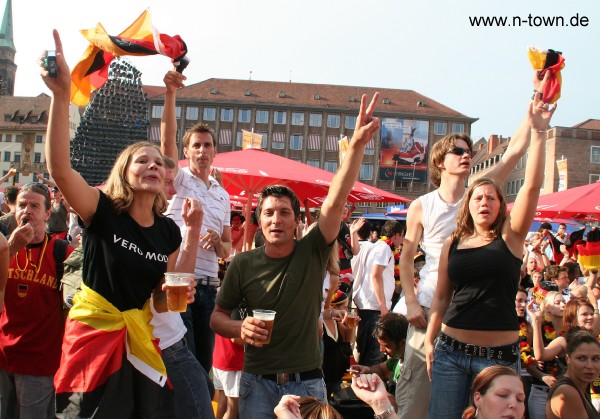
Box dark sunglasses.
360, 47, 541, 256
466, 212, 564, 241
447, 147, 472, 157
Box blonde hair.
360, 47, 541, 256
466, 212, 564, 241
451, 178, 507, 243
104, 141, 167, 217
541, 291, 560, 316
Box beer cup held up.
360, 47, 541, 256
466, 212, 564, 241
164, 272, 194, 312
253, 309, 276, 344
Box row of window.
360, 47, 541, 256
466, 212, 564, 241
505, 178, 525, 196
222, 130, 375, 154
434, 121, 465, 136
152, 106, 358, 129
0, 134, 44, 143
2, 151, 42, 163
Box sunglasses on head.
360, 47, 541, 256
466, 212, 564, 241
447, 147, 472, 157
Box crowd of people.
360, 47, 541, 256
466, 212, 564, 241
0, 29, 597, 419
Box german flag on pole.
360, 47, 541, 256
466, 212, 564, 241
71, 9, 187, 106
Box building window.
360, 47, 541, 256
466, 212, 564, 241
324, 161, 338, 173
309, 113, 322, 127
272, 132, 285, 149
221, 108, 233, 122
4, 134, 11, 143
325, 135, 338, 152
175, 106, 181, 119
15, 135, 22, 143
186, 107, 199, 120
258, 133, 268, 149
238, 109, 251, 123
290, 134, 303, 150
327, 114, 340, 129
306, 159, 320, 168
590, 174, 600, 183
152, 105, 164, 119
203, 107, 216, 121
591, 146, 600, 163
291, 112, 304, 126
14, 153, 20, 163
345, 115, 357, 129
3, 152, 9, 162
307, 134, 321, 151
434, 121, 447, 136
357, 202, 370, 208
236, 131, 243, 147
360, 163, 373, 180
218, 129, 232, 146
35, 135, 43, 143
256, 110, 269, 124
452, 123, 465, 133
365, 139, 375, 156
274, 111, 286, 125
34, 152, 41, 163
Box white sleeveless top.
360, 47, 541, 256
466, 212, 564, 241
417, 189, 465, 308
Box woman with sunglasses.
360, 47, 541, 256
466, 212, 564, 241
424, 73, 556, 418
40, 30, 195, 417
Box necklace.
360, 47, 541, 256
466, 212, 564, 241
15, 235, 49, 278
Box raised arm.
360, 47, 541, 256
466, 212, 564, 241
0, 168, 16, 184
41, 30, 99, 226
527, 300, 565, 361
160, 70, 186, 175
505, 85, 556, 248
318, 93, 380, 243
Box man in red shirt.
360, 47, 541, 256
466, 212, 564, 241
0, 182, 72, 418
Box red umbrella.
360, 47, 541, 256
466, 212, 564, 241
179, 148, 410, 207
507, 182, 600, 222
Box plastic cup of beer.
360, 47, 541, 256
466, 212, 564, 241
346, 309, 359, 329
253, 309, 276, 344
164, 272, 194, 312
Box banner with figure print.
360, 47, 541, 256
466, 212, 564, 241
556, 158, 568, 192
379, 119, 429, 183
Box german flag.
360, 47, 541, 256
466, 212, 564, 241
71, 9, 187, 106
528, 47, 565, 105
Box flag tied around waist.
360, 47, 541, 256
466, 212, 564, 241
71, 9, 187, 106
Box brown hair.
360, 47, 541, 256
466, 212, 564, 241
451, 177, 507, 243
182, 123, 217, 148
462, 366, 522, 419
163, 156, 176, 170
299, 397, 343, 419
429, 133, 473, 188
563, 298, 595, 333
326, 240, 340, 276
104, 142, 167, 217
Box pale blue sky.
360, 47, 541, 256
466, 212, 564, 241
9, 0, 600, 140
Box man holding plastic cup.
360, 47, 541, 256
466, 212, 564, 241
210, 93, 381, 418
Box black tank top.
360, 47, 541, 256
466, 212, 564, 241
444, 236, 522, 331
547, 376, 600, 418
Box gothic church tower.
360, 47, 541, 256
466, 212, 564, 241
0, 0, 16, 96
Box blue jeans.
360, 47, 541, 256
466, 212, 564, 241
185, 284, 217, 374
238, 372, 326, 419
162, 338, 214, 419
0, 369, 54, 419
428, 338, 519, 419
356, 309, 382, 366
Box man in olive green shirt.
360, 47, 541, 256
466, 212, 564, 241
210, 93, 381, 418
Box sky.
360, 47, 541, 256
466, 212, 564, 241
8, 0, 600, 140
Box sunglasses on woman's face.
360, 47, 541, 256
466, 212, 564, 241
446, 147, 472, 157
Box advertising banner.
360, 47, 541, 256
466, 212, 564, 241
379, 118, 429, 183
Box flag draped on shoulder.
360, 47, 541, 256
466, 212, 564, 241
71, 9, 188, 106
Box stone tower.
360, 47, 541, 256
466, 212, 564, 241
0, 0, 16, 96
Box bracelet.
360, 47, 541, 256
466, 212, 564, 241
531, 128, 546, 133
374, 405, 395, 419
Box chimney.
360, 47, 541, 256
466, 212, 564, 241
487, 135, 499, 154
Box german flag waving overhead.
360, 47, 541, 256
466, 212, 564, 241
71, 9, 187, 106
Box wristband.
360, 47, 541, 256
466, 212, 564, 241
374, 406, 395, 419
531, 128, 546, 133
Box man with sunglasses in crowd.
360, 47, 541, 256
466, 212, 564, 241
0, 182, 73, 418
398, 114, 535, 417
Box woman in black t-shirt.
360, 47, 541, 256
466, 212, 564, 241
424, 75, 557, 418
41, 30, 194, 418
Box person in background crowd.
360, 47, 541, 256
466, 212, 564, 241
230, 213, 245, 256
0, 186, 19, 237
546, 328, 600, 419
162, 70, 232, 374
274, 395, 343, 419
